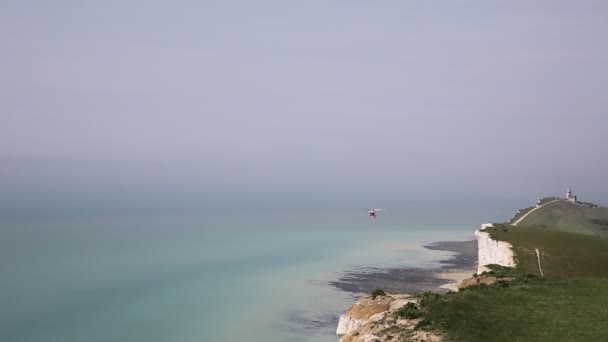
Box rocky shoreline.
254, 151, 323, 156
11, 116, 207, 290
329, 239, 478, 295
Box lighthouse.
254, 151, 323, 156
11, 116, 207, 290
565, 188, 577, 203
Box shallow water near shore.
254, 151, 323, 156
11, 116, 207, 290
1, 209, 483, 342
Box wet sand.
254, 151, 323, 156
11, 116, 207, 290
329, 240, 477, 295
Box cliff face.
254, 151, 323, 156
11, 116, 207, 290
336, 295, 394, 340
336, 294, 441, 342
475, 223, 515, 274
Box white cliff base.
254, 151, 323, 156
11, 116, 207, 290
475, 223, 516, 274
336, 294, 441, 342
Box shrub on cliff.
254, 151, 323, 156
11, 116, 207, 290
419, 291, 441, 308
371, 288, 386, 299
395, 302, 421, 319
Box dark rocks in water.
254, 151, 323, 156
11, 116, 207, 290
329, 267, 447, 294
329, 240, 477, 295
423, 240, 477, 269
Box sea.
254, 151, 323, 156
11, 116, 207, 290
0, 206, 514, 342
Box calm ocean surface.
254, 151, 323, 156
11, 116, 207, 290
0, 208, 499, 342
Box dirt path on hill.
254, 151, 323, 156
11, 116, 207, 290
513, 200, 561, 226
535, 248, 544, 277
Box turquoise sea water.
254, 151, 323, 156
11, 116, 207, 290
0, 209, 486, 342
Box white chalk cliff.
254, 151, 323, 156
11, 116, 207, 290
336, 294, 441, 342
475, 223, 515, 274
336, 295, 394, 340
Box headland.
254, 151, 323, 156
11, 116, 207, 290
336, 193, 608, 341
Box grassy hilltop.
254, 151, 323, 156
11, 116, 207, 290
395, 199, 608, 341
515, 199, 608, 237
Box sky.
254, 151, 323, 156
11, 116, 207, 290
1, 1, 607, 213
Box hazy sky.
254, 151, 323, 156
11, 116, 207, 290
2, 1, 607, 212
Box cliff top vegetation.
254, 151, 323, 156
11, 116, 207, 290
407, 199, 608, 341
487, 224, 608, 277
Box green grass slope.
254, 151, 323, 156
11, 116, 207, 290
421, 277, 608, 341
489, 225, 608, 277
516, 200, 608, 237
413, 225, 608, 341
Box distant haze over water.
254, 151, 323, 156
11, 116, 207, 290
1, 1, 607, 340
1, 1, 608, 214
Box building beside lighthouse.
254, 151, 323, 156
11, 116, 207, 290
565, 188, 577, 203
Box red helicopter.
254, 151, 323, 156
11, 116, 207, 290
367, 208, 387, 219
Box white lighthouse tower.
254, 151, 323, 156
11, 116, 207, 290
565, 188, 577, 203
